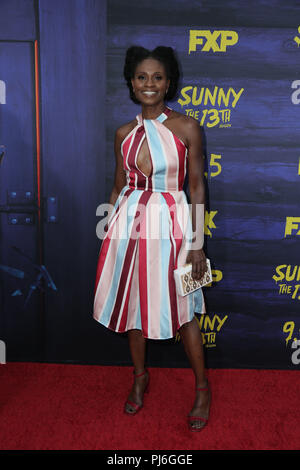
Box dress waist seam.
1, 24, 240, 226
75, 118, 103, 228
126, 185, 184, 194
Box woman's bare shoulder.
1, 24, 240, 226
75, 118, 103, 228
115, 118, 138, 144
167, 109, 201, 146
169, 109, 199, 130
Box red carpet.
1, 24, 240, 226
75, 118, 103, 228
0, 362, 299, 450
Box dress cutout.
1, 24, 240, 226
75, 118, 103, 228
93, 106, 205, 339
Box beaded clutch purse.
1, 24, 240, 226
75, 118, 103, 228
174, 258, 212, 296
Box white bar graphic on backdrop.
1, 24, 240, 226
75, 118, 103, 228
0, 80, 6, 104
0, 340, 6, 364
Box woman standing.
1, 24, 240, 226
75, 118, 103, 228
93, 46, 211, 431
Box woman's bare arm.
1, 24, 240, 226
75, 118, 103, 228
184, 117, 207, 280
109, 128, 127, 198
106, 124, 131, 223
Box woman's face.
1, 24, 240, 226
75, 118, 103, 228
131, 58, 170, 106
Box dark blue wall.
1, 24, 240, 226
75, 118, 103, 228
0, 5, 39, 359
0, 0, 108, 363
1, 0, 299, 369
38, 0, 107, 362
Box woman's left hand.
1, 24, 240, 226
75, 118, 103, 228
185, 248, 207, 280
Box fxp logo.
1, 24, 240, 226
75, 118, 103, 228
293, 25, 300, 47
189, 30, 238, 54
284, 217, 300, 237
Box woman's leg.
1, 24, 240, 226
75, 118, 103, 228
179, 317, 207, 386
128, 328, 147, 375
125, 329, 149, 413
179, 316, 211, 428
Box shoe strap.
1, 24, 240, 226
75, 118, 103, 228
134, 369, 147, 378
126, 400, 141, 410
188, 416, 208, 422
196, 380, 209, 391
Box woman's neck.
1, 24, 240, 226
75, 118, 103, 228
141, 102, 166, 120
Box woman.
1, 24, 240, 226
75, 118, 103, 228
93, 46, 211, 431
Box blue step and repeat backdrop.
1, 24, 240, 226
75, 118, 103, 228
105, 0, 300, 369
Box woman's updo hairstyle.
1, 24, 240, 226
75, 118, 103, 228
123, 45, 180, 104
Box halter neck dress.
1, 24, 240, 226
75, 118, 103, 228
93, 105, 205, 339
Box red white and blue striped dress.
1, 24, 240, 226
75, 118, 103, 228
93, 106, 205, 339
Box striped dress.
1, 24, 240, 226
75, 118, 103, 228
93, 105, 205, 340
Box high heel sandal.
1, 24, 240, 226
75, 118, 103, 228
124, 369, 150, 415
187, 381, 211, 432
